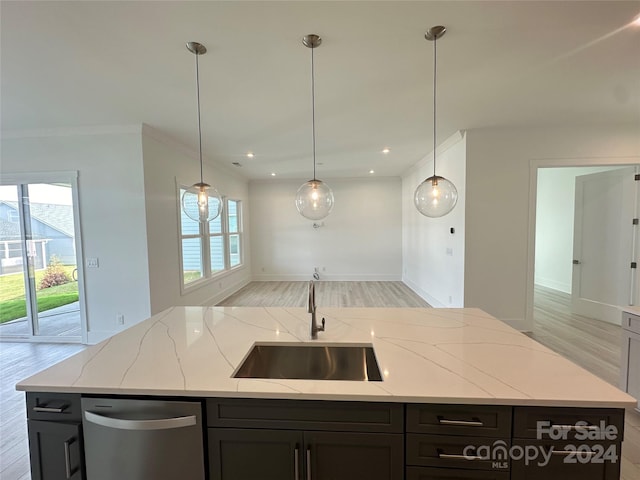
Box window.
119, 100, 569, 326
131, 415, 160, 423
179, 187, 243, 288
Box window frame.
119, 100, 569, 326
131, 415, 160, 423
177, 182, 244, 294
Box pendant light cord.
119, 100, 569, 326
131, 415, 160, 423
195, 52, 204, 184
432, 34, 437, 178
311, 45, 317, 181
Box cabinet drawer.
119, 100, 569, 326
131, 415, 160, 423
26, 392, 81, 422
513, 407, 625, 441
406, 466, 510, 480
622, 312, 640, 334
207, 398, 403, 432
407, 433, 511, 471
406, 404, 511, 437
511, 439, 622, 479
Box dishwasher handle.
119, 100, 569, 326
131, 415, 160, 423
84, 410, 197, 431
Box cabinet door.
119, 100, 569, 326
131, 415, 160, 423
27, 420, 84, 480
305, 431, 403, 480
209, 428, 303, 480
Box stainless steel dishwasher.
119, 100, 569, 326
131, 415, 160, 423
81, 397, 205, 480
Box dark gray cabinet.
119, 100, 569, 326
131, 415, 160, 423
26, 393, 84, 480
207, 398, 404, 480
209, 428, 403, 480
512, 406, 624, 480
24, 393, 626, 480
406, 404, 512, 478
209, 428, 301, 480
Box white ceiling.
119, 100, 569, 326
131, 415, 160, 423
1, 1, 639, 180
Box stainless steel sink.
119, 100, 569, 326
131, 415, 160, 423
233, 343, 382, 381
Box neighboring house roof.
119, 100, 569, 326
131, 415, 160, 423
0, 217, 21, 240
0, 201, 74, 239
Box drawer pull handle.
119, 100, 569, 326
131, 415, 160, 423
438, 453, 485, 461
438, 418, 484, 427
551, 448, 597, 457
550, 424, 599, 431
294, 447, 300, 480
33, 406, 67, 413
306, 447, 312, 480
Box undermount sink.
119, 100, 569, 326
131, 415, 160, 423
233, 343, 382, 381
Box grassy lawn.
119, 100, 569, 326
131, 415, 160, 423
184, 270, 203, 283
0, 266, 79, 324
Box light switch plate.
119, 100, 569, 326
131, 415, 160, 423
86, 257, 99, 268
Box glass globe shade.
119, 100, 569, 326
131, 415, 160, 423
414, 175, 458, 218
182, 182, 222, 223
295, 179, 334, 220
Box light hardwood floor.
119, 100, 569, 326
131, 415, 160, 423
217, 280, 432, 308
1, 282, 638, 479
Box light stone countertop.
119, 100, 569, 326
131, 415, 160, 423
16, 306, 636, 408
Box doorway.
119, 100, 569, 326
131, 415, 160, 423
0, 173, 86, 342
530, 163, 640, 328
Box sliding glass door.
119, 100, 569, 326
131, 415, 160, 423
0, 174, 85, 342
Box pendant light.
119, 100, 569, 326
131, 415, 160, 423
414, 26, 458, 218
295, 34, 334, 221
181, 41, 222, 223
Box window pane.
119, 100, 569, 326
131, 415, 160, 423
182, 237, 203, 283
179, 189, 200, 235
210, 211, 222, 234
229, 234, 240, 267
227, 200, 239, 233
210, 236, 225, 272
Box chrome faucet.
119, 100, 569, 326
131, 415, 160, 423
308, 280, 325, 339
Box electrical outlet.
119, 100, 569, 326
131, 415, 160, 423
86, 257, 99, 268
117, 313, 124, 325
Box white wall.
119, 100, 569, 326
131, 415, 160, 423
250, 176, 402, 280
141, 126, 251, 313
401, 132, 466, 307
0, 128, 152, 343
535, 166, 622, 293
465, 124, 640, 330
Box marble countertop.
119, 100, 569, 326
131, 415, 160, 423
16, 306, 636, 407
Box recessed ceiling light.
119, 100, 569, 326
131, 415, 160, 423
270, 172, 276, 176
369, 170, 375, 174
246, 152, 255, 158
382, 148, 390, 154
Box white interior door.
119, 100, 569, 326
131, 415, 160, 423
571, 167, 639, 325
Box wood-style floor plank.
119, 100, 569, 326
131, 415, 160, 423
217, 280, 432, 308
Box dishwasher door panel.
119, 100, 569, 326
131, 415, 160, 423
81, 398, 205, 480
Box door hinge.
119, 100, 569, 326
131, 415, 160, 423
632, 262, 637, 269
635, 174, 640, 181
634, 218, 639, 225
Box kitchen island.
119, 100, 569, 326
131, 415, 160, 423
17, 306, 636, 480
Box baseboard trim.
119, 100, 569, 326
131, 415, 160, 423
402, 278, 445, 308
204, 276, 252, 306
534, 279, 571, 294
